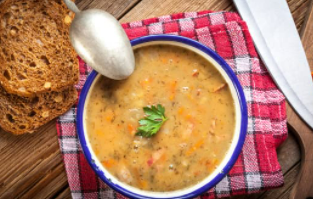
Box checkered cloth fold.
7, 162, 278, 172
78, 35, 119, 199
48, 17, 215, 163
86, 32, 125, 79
57, 10, 288, 199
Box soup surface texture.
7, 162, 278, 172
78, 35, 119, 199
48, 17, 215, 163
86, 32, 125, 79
85, 45, 235, 192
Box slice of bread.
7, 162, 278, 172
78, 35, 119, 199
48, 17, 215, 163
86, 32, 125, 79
0, 0, 79, 97
0, 85, 77, 135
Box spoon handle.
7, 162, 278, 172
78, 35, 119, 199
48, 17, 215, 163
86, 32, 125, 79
63, 0, 80, 13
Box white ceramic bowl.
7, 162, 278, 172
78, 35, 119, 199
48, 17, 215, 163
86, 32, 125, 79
77, 35, 248, 199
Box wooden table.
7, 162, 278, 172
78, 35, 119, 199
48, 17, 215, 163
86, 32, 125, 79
0, 0, 312, 198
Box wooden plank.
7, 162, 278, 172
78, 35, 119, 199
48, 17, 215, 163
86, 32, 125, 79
276, 130, 301, 174
54, 187, 72, 199
76, 0, 141, 19
287, 0, 313, 198
120, 0, 234, 23
120, 0, 309, 23
24, 164, 69, 199
290, 0, 311, 31
279, 185, 296, 199
0, 121, 61, 199
301, 0, 313, 71
258, 163, 301, 199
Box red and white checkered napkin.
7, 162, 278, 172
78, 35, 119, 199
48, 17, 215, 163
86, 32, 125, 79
57, 10, 288, 199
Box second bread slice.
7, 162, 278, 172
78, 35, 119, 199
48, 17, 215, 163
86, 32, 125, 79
0, 85, 77, 135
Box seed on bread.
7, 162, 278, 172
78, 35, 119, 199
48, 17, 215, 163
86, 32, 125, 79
18, 87, 26, 92
54, 94, 63, 102
10, 27, 18, 36
44, 82, 51, 89
64, 15, 72, 24
42, 111, 50, 118
10, 4, 18, 10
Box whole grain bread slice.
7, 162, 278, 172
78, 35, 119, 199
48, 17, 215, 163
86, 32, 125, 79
0, 0, 79, 97
0, 85, 77, 135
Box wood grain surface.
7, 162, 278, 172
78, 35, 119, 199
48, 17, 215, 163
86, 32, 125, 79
0, 0, 311, 198
289, 1, 313, 198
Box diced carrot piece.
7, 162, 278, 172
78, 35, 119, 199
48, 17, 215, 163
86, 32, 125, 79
145, 77, 152, 83
185, 114, 192, 120
105, 115, 113, 122
192, 69, 199, 77
206, 164, 214, 172
206, 159, 218, 172
127, 124, 134, 132
212, 83, 227, 92
102, 159, 116, 168
133, 169, 148, 189
186, 139, 204, 156
206, 158, 218, 172
168, 80, 177, 100
161, 58, 168, 64
185, 114, 197, 124
139, 180, 148, 189
105, 109, 114, 122
158, 153, 167, 163
170, 80, 177, 91
127, 124, 136, 136
169, 93, 175, 101
140, 77, 152, 88
194, 171, 200, 177
194, 139, 204, 148
96, 130, 103, 136
178, 107, 185, 115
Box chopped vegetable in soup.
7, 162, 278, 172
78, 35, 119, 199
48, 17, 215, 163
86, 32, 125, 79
85, 45, 235, 192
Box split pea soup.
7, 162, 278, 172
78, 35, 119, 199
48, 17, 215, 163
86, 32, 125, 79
85, 45, 236, 192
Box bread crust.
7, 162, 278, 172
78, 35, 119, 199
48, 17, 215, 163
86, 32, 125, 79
0, 85, 77, 135
0, 0, 79, 97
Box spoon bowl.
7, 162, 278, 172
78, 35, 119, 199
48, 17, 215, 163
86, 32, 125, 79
63, 0, 135, 80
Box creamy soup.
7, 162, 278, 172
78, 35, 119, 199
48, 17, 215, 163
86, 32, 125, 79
85, 45, 235, 192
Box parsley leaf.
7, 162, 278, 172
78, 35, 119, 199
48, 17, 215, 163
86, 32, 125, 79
136, 104, 168, 137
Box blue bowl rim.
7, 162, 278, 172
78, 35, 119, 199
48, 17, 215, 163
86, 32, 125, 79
77, 35, 248, 199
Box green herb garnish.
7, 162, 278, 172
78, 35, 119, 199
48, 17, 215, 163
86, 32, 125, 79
136, 104, 168, 137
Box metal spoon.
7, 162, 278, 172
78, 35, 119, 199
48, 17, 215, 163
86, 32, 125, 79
63, 0, 135, 80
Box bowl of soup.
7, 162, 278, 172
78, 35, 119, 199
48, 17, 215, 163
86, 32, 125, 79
77, 35, 248, 199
